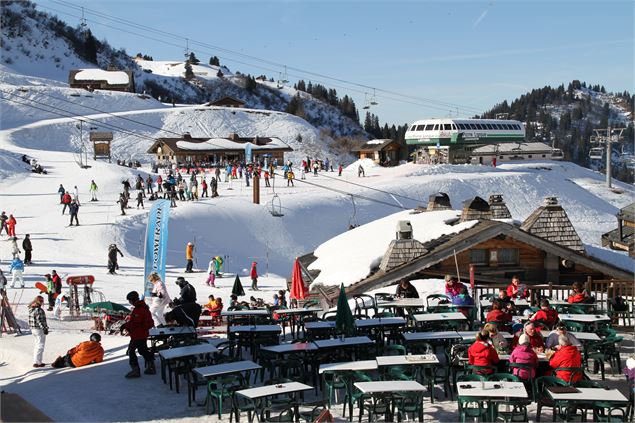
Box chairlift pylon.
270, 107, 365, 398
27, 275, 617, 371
269, 193, 284, 217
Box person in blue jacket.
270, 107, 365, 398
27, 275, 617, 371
452, 285, 475, 317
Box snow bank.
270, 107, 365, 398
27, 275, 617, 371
310, 209, 478, 287
74, 69, 130, 85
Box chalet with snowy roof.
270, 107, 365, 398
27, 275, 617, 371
68, 68, 135, 93
206, 96, 245, 108
602, 203, 635, 257
300, 196, 634, 303
147, 132, 293, 166
351, 139, 402, 166
470, 142, 557, 165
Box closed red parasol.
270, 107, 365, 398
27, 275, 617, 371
290, 258, 308, 300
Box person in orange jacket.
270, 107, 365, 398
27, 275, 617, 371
185, 242, 194, 273
51, 333, 104, 368
467, 330, 499, 375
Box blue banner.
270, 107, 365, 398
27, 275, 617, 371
143, 200, 170, 298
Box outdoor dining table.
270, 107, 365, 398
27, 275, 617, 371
354, 380, 427, 421
457, 380, 528, 421
559, 313, 611, 330
192, 360, 262, 408
498, 352, 548, 362
546, 387, 629, 403
413, 312, 467, 328
318, 360, 379, 374
260, 342, 318, 356
222, 309, 271, 330
313, 336, 374, 349
272, 307, 324, 337
457, 331, 514, 341
539, 330, 601, 342
158, 343, 218, 391
402, 330, 462, 343
229, 325, 282, 358
304, 321, 336, 330
479, 299, 529, 308
379, 298, 426, 309
235, 381, 313, 422
148, 326, 197, 351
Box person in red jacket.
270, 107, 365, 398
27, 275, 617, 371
250, 261, 259, 291
61, 192, 72, 215
511, 322, 545, 352
567, 282, 589, 304
530, 299, 559, 329
121, 291, 155, 378
444, 275, 465, 299
485, 299, 512, 330
506, 275, 529, 299
7, 214, 16, 237
468, 330, 499, 374
549, 334, 583, 383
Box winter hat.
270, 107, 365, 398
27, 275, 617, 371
518, 334, 530, 346
90, 333, 101, 342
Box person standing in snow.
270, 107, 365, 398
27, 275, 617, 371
264, 171, 271, 187
58, 184, 66, 203
53, 294, 66, 320
29, 295, 48, 368
136, 191, 144, 209
108, 244, 124, 274
338, 164, 343, 176
61, 192, 72, 215
72, 185, 80, 205
10, 236, 21, 259
121, 291, 155, 378
89, 180, 98, 201
10, 256, 25, 288
117, 193, 128, 215
69, 200, 80, 226
146, 175, 154, 195
7, 214, 16, 237
358, 165, 365, 178
206, 258, 217, 287
0, 211, 8, 235
286, 170, 295, 187
250, 261, 259, 291
22, 234, 32, 264
45, 273, 56, 311
201, 178, 208, 197
148, 272, 170, 326
211, 177, 218, 198
185, 242, 194, 273
156, 175, 163, 193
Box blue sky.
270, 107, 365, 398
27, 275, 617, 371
37, 0, 633, 126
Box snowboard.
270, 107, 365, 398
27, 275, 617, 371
35, 282, 48, 294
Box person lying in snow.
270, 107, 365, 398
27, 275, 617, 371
52, 333, 104, 368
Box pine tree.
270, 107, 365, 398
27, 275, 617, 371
209, 56, 220, 66
184, 61, 194, 79
188, 52, 200, 65
216, 69, 223, 78
82, 29, 98, 64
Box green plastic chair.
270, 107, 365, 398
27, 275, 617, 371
206, 374, 242, 419
508, 362, 537, 400
458, 395, 489, 423
488, 373, 520, 382
467, 364, 498, 376
322, 371, 347, 408
553, 366, 586, 385
563, 320, 586, 332
342, 372, 373, 421
393, 391, 425, 422
535, 376, 568, 422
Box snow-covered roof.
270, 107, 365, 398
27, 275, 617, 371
309, 209, 478, 287
175, 138, 290, 151
472, 142, 553, 154
74, 69, 129, 85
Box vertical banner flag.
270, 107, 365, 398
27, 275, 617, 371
245, 143, 252, 164
469, 264, 475, 295
143, 199, 170, 298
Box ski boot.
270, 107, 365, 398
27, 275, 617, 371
144, 361, 156, 375
125, 366, 141, 378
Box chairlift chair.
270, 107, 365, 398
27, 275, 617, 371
589, 147, 604, 160
269, 193, 284, 217
362, 93, 371, 110
551, 148, 564, 160
370, 88, 378, 106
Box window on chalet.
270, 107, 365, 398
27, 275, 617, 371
470, 249, 488, 265
498, 248, 519, 265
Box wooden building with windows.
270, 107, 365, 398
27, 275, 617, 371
351, 139, 402, 166
69, 68, 135, 93
205, 96, 245, 108
147, 133, 292, 166
602, 203, 635, 257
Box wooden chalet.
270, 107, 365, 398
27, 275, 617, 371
304, 196, 634, 303
351, 139, 401, 166
147, 133, 292, 165
205, 96, 245, 108
602, 203, 635, 257
68, 68, 135, 93
470, 142, 556, 165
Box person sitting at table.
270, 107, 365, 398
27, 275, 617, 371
165, 277, 201, 327
509, 334, 538, 381
395, 279, 419, 299
51, 333, 104, 368
485, 299, 512, 330
497, 289, 515, 310
229, 294, 239, 308
277, 290, 288, 307
444, 275, 464, 299
530, 299, 559, 329
452, 285, 474, 317
506, 275, 529, 299
202, 295, 217, 315
544, 324, 581, 350
467, 330, 499, 374
483, 322, 508, 352
511, 322, 545, 352
567, 281, 590, 304
548, 334, 583, 383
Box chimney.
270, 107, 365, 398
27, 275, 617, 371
183, 132, 192, 139
460, 196, 492, 222
488, 194, 512, 219
228, 133, 240, 141
379, 220, 428, 272
426, 192, 452, 212
520, 196, 585, 253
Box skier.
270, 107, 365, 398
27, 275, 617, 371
117, 193, 128, 215
213, 255, 223, 276
264, 171, 271, 187
0, 211, 7, 235
89, 180, 98, 201
185, 242, 194, 273
108, 244, 124, 274
136, 191, 144, 209
7, 214, 16, 237
10, 256, 25, 288
206, 258, 217, 287
121, 291, 155, 378
250, 261, 259, 291
358, 165, 365, 177
69, 200, 80, 226
313, 161, 319, 176
22, 234, 32, 264
122, 179, 131, 200
148, 272, 170, 326
61, 192, 72, 214
58, 184, 66, 203
169, 187, 177, 207
29, 295, 48, 367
